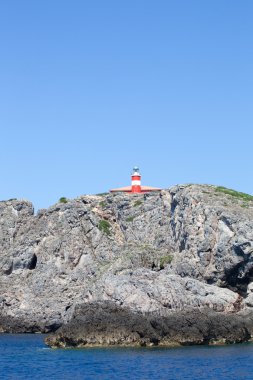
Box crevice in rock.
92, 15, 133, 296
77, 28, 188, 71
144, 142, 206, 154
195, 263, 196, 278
170, 197, 178, 216
206, 278, 217, 285
222, 262, 253, 296
179, 238, 186, 252
28, 254, 37, 270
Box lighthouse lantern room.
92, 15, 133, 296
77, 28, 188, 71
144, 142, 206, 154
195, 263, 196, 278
110, 166, 161, 194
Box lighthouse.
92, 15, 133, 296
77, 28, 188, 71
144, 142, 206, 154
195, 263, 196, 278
131, 166, 141, 193
110, 166, 161, 193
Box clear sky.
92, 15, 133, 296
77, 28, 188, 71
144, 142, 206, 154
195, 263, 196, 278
0, 1, 252, 210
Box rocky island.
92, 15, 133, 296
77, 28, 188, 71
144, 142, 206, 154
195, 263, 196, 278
1, 185, 253, 347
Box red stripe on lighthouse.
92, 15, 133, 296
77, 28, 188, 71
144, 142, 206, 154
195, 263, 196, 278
132, 176, 141, 181
131, 174, 141, 193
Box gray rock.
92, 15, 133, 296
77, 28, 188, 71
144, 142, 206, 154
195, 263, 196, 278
1, 185, 253, 345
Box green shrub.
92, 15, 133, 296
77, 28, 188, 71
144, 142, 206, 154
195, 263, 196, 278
99, 201, 107, 208
160, 255, 173, 269
215, 186, 253, 201
59, 197, 68, 203
134, 200, 143, 207
96, 192, 108, 196
126, 216, 135, 222
98, 219, 111, 235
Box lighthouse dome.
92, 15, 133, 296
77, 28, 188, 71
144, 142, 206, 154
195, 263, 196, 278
132, 166, 140, 175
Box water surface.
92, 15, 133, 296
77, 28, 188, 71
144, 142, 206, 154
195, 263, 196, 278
0, 334, 252, 379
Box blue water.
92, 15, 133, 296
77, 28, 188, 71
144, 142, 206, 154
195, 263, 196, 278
0, 335, 253, 380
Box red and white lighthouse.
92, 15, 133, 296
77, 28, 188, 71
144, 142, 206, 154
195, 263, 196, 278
110, 166, 161, 193
131, 166, 141, 193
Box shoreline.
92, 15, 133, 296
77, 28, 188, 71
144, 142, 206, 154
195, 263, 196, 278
1, 331, 253, 349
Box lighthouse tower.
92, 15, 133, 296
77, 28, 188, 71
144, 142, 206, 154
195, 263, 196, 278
131, 166, 141, 193
110, 166, 161, 193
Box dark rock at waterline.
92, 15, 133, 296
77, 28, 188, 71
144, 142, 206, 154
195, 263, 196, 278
45, 301, 253, 348
0, 313, 62, 334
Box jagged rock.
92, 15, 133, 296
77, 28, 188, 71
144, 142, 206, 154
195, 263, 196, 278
1, 185, 253, 345
45, 302, 253, 348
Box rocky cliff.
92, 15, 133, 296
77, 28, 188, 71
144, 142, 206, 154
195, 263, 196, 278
1, 185, 253, 346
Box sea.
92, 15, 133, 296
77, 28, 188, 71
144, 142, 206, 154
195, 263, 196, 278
0, 334, 253, 380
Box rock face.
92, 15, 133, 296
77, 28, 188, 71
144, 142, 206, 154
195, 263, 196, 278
1, 185, 253, 346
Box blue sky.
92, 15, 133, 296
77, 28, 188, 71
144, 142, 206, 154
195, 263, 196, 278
0, 1, 252, 210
